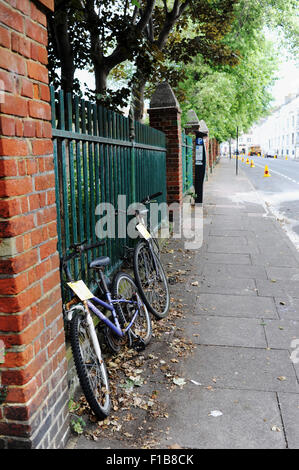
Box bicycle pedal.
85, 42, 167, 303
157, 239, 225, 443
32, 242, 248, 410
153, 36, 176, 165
131, 337, 146, 352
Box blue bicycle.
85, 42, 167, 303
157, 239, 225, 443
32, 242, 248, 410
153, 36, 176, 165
62, 240, 152, 420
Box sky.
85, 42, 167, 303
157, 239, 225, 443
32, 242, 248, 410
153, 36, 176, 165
271, 59, 299, 106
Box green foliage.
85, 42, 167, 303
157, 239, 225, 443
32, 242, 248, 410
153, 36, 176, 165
70, 416, 86, 435
68, 399, 80, 413
178, 39, 278, 141
175, 0, 299, 142
47, 0, 298, 119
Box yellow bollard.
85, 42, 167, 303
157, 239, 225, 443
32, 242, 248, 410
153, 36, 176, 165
246, 158, 250, 165
250, 160, 255, 168
285, 155, 288, 160
242, 156, 244, 162
263, 165, 271, 177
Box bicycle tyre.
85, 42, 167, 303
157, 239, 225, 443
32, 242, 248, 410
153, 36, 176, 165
112, 271, 152, 346
133, 239, 170, 320
69, 309, 111, 420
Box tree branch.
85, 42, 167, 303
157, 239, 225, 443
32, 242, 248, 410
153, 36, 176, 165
162, 0, 168, 14
136, 0, 156, 33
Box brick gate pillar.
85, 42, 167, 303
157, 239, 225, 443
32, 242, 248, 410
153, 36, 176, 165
148, 82, 183, 206
0, 0, 69, 448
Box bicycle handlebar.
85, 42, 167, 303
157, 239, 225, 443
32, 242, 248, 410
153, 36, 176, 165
61, 240, 106, 265
61, 239, 106, 283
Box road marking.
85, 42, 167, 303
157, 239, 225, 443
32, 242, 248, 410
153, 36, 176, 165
252, 162, 299, 185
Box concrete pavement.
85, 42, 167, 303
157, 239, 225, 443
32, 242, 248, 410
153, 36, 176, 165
70, 157, 299, 450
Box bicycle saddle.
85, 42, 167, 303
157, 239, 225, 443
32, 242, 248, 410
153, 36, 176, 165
89, 256, 111, 269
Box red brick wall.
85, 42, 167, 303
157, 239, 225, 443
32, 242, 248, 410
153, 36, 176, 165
0, 0, 69, 449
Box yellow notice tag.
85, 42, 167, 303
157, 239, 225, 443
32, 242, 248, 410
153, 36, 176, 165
67, 280, 94, 301
136, 223, 151, 240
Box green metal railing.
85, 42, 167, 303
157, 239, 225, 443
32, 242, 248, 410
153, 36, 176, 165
50, 88, 167, 297
181, 131, 193, 194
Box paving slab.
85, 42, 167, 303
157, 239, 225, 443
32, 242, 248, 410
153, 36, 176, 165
202, 263, 267, 280
156, 388, 286, 449
275, 297, 299, 320
180, 345, 299, 393
208, 234, 249, 245
208, 228, 255, 237
199, 252, 252, 266
206, 204, 265, 215
206, 240, 259, 255
256, 279, 299, 298
263, 319, 299, 349
277, 393, 299, 449
209, 216, 247, 231
251, 253, 299, 268
266, 267, 299, 281
196, 293, 278, 319
198, 277, 257, 296
184, 316, 267, 348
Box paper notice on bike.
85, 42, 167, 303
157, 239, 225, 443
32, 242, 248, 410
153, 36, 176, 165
136, 223, 151, 240
67, 280, 94, 301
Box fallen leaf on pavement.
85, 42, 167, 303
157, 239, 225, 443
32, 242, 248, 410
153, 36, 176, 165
169, 444, 183, 449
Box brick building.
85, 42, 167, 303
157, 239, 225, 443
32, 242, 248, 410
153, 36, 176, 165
0, 0, 69, 449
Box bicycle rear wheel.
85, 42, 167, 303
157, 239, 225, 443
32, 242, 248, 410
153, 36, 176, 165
133, 240, 170, 319
69, 308, 111, 420
112, 271, 152, 346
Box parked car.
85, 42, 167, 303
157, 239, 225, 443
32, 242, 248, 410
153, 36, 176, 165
265, 150, 276, 158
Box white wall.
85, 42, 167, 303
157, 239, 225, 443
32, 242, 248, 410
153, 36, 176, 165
250, 94, 299, 158
221, 94, 299, 159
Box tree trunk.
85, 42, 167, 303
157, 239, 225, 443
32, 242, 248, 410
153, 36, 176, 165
52, 8, 74, 94
131, 77, 146, 122
94, 61, 109, 99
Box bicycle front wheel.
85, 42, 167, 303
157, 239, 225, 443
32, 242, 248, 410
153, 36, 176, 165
133, 240, 170, 320
112, 271, 152, 346
69, 308, 111, 420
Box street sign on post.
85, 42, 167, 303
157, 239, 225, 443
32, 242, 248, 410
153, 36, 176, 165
236, 126, 239, 175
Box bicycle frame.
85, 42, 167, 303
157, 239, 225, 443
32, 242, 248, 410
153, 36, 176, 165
86, 293, 140, 338
62, 242, 142, 340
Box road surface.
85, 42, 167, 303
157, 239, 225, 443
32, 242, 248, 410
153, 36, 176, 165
230, 155, 299, 250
